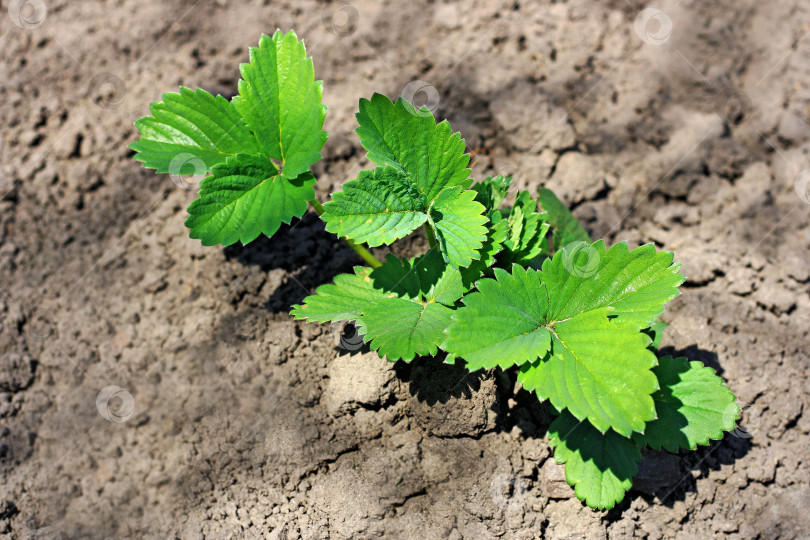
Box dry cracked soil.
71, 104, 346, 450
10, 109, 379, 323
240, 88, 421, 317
1, 0, 810, 538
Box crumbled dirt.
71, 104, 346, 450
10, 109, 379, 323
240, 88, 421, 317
2, 0, 810, 538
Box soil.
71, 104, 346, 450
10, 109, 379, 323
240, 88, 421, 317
2, 0, 810, 538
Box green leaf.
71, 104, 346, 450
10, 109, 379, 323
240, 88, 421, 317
322, 166, 429, 247
356, 93, 471, 200
446, 243, 679, 435
322, 169, 486, 266
350, 94, 486, 265
548, 410, 642, 510
537, 188, 591, 251
293, 252, 464, 362
518, 309, 659, 436
429, 186, 489, 268
131, 87, 261, 174
291, 267, 386, 323
540, 241, 685, 328
445, 266, 551, 371
360, 300, 454, 362
185, 154, 315, 246
472, 175, 512, 212
233, 30, 327, 179
633, 356, 740, 452
500, 190, 550, 266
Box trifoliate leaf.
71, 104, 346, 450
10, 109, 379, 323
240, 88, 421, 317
291, 267, 387, 323
185, 154, 315, 246
445, 266, 551, 371
540, 241, 685, 328
233, 30, 327, 179
346, 94, 486, 264
548, 410, 642, 510
360, 300, 454, 362
537, 188, 591, 251
472, 175, 512, 212
429, 186, 489, 268
131, 87, 261, 174
322, 166, 429, 247
518, 309, 658, 437
322, 169, 486, 266
356, 93, 471, 200
500, 190, 550, 266
446, 242, 681, 435
633, 356, 740, 452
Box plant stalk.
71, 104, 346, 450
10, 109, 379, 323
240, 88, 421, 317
424, 221, 439, 249
308, 199, 382, 268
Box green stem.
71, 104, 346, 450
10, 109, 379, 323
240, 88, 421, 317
425, 221, 438, 249
345, 238, 383, 268
308, 199, 382, 269
308, 198, 327, 215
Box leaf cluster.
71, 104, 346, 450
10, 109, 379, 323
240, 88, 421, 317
132, 31, 740, 511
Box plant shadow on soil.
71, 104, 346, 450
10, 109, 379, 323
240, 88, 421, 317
333, 343, 752, 518
603, 345, 753, 519
223, 212, 378, 313
394, 353, 487, 406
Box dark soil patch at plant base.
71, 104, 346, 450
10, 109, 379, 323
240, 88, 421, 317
2, 0, 810, 538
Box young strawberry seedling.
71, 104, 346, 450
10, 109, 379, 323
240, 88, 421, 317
131, 30, 741, 510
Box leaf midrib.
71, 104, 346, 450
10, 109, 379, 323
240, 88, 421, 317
546, 326, 634, 432
332, 208, 426, 218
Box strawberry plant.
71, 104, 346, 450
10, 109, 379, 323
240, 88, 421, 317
131, 30, 741, 510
